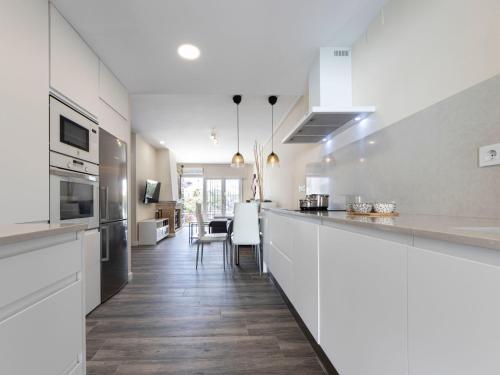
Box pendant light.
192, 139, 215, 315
266, 95, 280, 167
231, 95, 245, 167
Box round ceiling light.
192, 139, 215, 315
177, 44, 200, 60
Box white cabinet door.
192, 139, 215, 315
98, 98, 130, 145
319, 225, 408, 375
99, 61, 129, 120
269, 213, 294, 260
84, 229, 101, 314
292, 219, 319, 340
408, 246, 500, 375
269, 242, 293, 298
0, 282, 83, 375
50, 4, 99, 118
0, 0, 48, 224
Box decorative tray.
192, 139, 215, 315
347, 212, 400, 217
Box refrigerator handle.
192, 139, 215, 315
100, 186, 109, 220
101, 226, 110, 262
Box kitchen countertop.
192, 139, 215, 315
266, 208, 500, 251
0, 223, 87, 246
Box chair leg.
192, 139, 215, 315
196, 242, 200, 269
257, 244, 262, 276
201, 243, 204, 263
223, 241, 226, 270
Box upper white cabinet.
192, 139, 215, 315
0, 0, 49, 224
99, 62, 129, 120
319, 225, 409, 375
408, 244, 500, 375
50, 4, 99, 118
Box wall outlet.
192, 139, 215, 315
298, 184, 306, 193
479, 143, 500, 167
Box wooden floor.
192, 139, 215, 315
86, 228, 327, 374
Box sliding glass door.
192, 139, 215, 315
204, 178, 241, 217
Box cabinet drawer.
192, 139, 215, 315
0, 282, 83, 375
0, 238, 81, 310
270, 243, 293, 298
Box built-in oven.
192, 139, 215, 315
50, 96, 99, 165
50, 152, 99, 229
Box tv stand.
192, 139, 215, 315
138, 218, 169, 245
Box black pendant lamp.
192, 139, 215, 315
231, 95, 244, 168
266, 95, 280, 167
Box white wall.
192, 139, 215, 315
131, 133, 158, 244
265, 0, 500, 209
329, 0, 500, 153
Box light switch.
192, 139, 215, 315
479, 143, 500, 167
298, 184, 306, 192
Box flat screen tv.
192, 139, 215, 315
143, 179, 161, 204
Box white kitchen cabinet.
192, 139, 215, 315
99, 61, 130, 120
291, 219, 319, 341
319, 225, 408, 375
408, 244, 500, 375
0, 229, 86, 375
269, 242, 293, 298
0, 0, 49, 224
84, 229, 101, 314
98, 98, 130, 144
269, 213, 294, 259
50, 4, 99, 118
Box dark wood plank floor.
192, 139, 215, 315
86, 228, 327, 374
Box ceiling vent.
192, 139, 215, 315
283, 47, 375, 144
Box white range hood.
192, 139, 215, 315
283, 47, 375, 144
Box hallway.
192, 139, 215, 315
86, 229, 327, 374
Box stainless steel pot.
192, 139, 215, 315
306, 194, 329, 209
299, 198, 318, 210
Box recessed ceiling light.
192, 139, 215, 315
359, 158, 365, 162
322, 138, 327, 142
159, 140, 165, 145
355, 116, 362, 121
368, 140, 375, 144
177, 44, 200, 60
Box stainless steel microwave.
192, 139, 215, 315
49, 96, 99, 164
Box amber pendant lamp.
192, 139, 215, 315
266, 95, 280, 167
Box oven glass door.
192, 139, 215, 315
60, 180, 94, 220
50, 169, 99, 229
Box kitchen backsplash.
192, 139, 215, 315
306, 74, 500, 218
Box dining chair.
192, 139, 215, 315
231, 202, 261, 275
195, 203, 229, 269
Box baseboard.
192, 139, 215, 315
131, 240, 139, 247
269, 273, 339, 375
128, 272, 133, 281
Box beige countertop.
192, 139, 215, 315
267, 209, 500, 251
0, 223, 88, 246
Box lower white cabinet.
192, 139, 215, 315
0, 231, 85, 375
408, 245, 500, 375
84, 229, 101, 314
269, 242, 293, 298
291, 219, 319, 341
319, 225, 408, 375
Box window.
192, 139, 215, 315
204, 178, 241, 217
180, 176, 203, 223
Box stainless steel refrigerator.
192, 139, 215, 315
99, 129, 128, 302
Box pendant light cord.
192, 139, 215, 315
237, 104, 240, 152
271, 105, 274, 152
